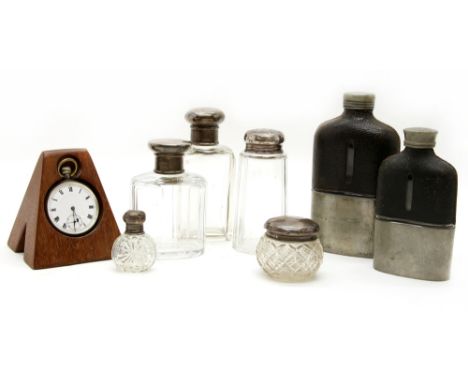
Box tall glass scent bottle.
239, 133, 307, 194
132, 140, 206, 259
374, 128, 457, 281
112, 210, 157, 272
184, 108, 235, 240
232, 129, 287, 254
312, 93, 400, 258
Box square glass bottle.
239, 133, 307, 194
232, 129, 287, 254
184, 108, 235, 240
132, 139, 206, 259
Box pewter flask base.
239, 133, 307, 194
373, 218, 455, 281
312, 191, 375, 258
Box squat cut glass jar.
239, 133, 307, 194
256, 216, 323, 282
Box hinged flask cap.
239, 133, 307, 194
404, 127, 438, 149
343, 92, 375, 110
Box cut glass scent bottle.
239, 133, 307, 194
112, 210, 157, 272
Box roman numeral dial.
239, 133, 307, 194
46, 180, 100, 236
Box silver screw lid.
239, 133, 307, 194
343, 92, 375, 110
264, 216, 320, 242
123, 210, 146, 234
148, 139, 191, 155
244, 128, 284, 153
404, 127, 438, 149
185, 107, 225, 126
148, 139, 191, 174
185, 107, 225, 146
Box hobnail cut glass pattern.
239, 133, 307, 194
112, 233, 157, 272
256, 235, 323, 282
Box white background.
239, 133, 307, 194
0, 1, 467, 381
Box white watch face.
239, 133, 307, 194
46, 180, 100, 236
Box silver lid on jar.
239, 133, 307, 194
185, 107, 225, 126
148, 139, 191, 174
404, 127, 438, 149
244, 128, 284, 153
264, 216, 320, 241
186, 107, 225, 146
123, 210, 146, 234
149, 139, 191, 155
343, 92, 375, 110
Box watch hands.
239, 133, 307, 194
71, 206, 77, 232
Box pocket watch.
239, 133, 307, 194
46, 157, 100, 236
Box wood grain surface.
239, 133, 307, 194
8, 149, 120, 269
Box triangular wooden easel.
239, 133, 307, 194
8, 149, 120, 269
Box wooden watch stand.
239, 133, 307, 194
8, 149, 120, 269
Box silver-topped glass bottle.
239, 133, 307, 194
184, 108, 235, 240
132, 139, 206, 259
112, 210, 157, 272
232, 129, 287, 254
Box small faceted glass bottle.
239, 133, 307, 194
256, 216, 323, 282
112, 210, 157, 272
233, 129, 287, 254
132, 139, 206, 259
374, 128, 458, 281
184, 108, 235, 240
312, 92, 400, 258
